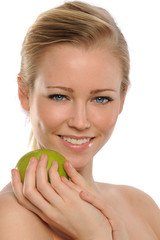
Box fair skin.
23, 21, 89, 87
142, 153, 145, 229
0, 44, 160, 240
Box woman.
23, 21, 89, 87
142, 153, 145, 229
0, 1, 160, 239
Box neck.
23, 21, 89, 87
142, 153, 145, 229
76, 158, 98, 191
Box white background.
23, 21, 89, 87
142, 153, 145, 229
0, 0, 160, 206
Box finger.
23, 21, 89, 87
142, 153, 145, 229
80, 191, 112, 218
80, 191, 128, 236
49, 161, 62, 191
24, 156, 38, 188
80, 190, 124, 229
23, 156, 39, 200
36, 155, 63, 206
63, 161, 91, 192
23, 157, 54, 211
36, 154, 48, 183
49, 161, 79, 199
11, 168, 60, 223
11, 169, 43, 216
61, 176, 82, 193
80, 191, 102, 209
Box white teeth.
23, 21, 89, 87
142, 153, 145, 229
62, 136, 91, 145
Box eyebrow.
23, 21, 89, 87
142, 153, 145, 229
46, 86, 74, 93
46, 86, 116, 94
90, 88, 117, 94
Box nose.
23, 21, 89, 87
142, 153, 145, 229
68, 102, 91, 130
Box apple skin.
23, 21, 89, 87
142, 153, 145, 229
16, 149, 69, 183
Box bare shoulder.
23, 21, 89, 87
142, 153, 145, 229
99, 182, 160, 210
98, 182, 160, 237
118, 184, 160, 237
0, 183, 53, 240
116, 184, 160, 215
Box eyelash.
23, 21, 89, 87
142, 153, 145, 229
48, 94, 68, 101
94, 96, 113, 104
48, 94, 113, 104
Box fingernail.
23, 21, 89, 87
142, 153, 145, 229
80, 191, 89, 199
11, 169, 15, 177
68, 161, 73, 168
40, 154, 48, 162
30, 157, 36, 164
11, 169, 18, 180
61, 176, 68, 182
52, 160, 58, 167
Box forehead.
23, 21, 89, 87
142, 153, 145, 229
36, 43, 122, 90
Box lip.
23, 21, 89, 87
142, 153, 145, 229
58, 135, 95, 152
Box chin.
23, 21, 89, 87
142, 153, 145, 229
38, 141, 95, 169
64, 151, 93, 168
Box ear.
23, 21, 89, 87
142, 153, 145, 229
119, 87, 128, 114
17, 75, 30, 111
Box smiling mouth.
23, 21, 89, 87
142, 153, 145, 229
59, 135, 94, 145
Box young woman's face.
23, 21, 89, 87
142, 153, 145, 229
26, 44, 125, 171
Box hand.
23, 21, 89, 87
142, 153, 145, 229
54, 159, 129, 240
80, 191, 129, 240
11, 154, 112, 240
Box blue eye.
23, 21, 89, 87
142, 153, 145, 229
95, 97, 112, 104
48, 94, 66, 101
96, 97, 105, 103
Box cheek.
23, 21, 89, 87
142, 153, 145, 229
93, 105, 120, 134
30, 98, 69, 131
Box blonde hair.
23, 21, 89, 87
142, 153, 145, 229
19, 1, 130, 149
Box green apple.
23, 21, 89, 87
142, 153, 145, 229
16, 149, 69, 183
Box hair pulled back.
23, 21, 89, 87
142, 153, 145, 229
20, 1, 130, 92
